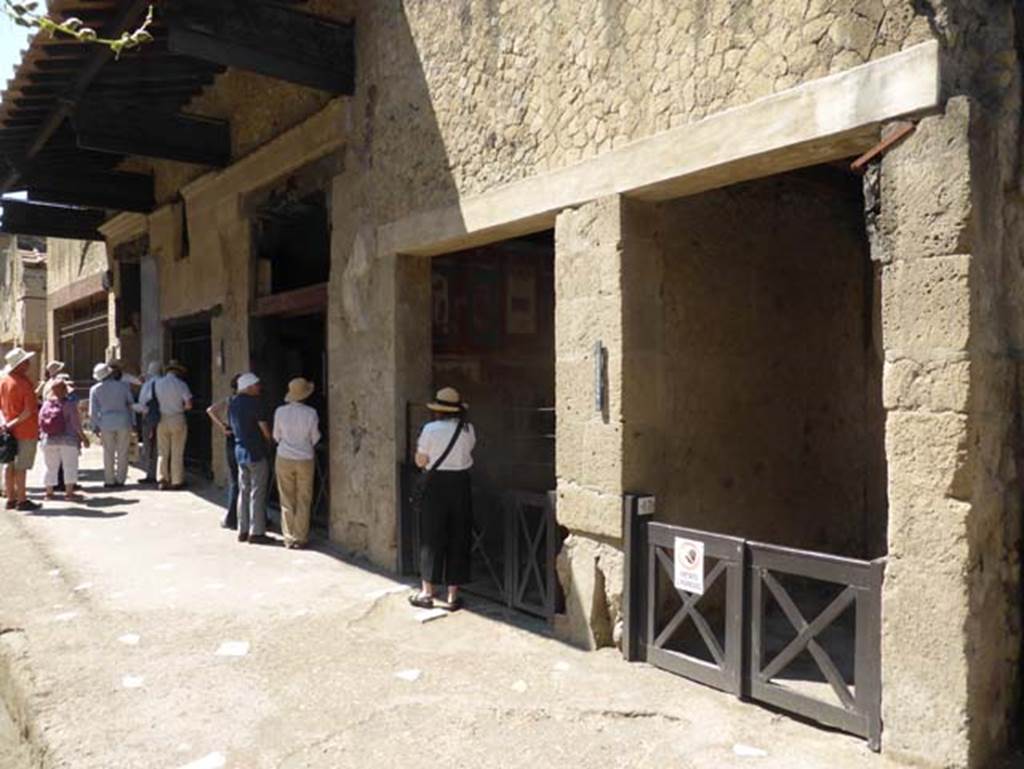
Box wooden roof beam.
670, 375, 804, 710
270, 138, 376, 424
72, 104, 230, 167
166, 0, 355, 94
0, 0, 153, 194
24, 169, 154, 213
0, 199, 105, 241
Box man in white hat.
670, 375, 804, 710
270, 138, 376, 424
139, 360, 192, 490
272, 377, 321, 549
0, 347, 41, 511
227, 373, 272, 544
88, 361, 135, 488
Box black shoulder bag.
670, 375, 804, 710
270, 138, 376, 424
0, 428, 17, 465
410, 416, 465, 515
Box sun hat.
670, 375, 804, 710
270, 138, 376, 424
237, 372, 260, 392
284, 377, 315, 403
427, 386, 467, 413
1, 347, 35, 376
46, 360, 65, 376
93, 362, 112, 381
165, 359, 187, 375
43, 374, 73, 399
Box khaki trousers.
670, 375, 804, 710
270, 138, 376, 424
157, 416, 188, 486
276, 456, 314, 546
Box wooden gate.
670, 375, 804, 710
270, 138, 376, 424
623, 495, 884, 750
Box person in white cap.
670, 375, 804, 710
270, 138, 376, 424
272, 377, 321, 549
134, 361, 163, 485
0, 347, 41, 511
139, 360, 192, 490
227, 373, 272, 544
88, 361, 135, 488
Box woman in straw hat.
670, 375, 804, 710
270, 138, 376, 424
40, 377, 90, 501
409, 386, 476, 611
272, 377, 321, 549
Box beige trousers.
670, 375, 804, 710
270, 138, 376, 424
276, 456, 314, 546
157, 416, 188, 486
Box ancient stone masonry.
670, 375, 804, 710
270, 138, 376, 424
869, 3, 1024, 766
3, 1, 1019, 767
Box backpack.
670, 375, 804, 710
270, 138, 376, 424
143, 381, 161, 429
39, 399, 67, 437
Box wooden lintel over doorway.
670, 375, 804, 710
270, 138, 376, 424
252, 283, 328, 319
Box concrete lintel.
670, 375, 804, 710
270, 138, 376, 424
379, 40, 940, 258
99, 212, 148, 247
48, 271, 106, 312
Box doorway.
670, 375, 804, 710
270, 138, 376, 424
402, 230, 560, 617
249, 311, 329, 531
168, 318, 213, 477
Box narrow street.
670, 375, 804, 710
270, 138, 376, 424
0, 447, 905, 769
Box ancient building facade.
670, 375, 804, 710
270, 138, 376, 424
0, 235, 46, 380
0, 2, 1021, 767
43, 238, 115, 387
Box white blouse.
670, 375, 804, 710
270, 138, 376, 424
417, 420, 476, 471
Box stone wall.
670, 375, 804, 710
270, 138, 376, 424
654, 168, 885, 557
868, 0, 1024, 759
45, 239, 106, 298
363, 0, 933, 221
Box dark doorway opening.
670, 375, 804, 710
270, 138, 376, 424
402, 230, 560, 618
250, 184, 331, 533
253, 190, 330, 296
56, 294, 108, 391
250, 311, 329, 532
168, 318, 212, 478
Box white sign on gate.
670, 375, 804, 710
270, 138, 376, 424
673, 537, 705, 595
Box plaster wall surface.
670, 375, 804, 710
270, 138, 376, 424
45, 239, 106, 300
653, 169, 885, 556
0, 237, 46, 371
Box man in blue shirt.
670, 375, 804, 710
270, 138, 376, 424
88, 362, 135, 488
228, 373, 272, 544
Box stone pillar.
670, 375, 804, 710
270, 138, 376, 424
327, 173, 432, 569
553, 195, 663, 649
877, 95, 1021, 768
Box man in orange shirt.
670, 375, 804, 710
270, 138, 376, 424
0, 348, 41, 511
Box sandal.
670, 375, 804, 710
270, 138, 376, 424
440, 596, 463, 612
408, 593, 434, 609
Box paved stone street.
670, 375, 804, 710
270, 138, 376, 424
0, 448, 919, 768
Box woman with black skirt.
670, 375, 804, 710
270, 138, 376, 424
409, 387, 476, 612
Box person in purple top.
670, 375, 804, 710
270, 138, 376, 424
40, 376, 90, 502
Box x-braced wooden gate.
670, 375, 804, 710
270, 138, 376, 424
622, 495, 884, 750
399, 465, 558, 619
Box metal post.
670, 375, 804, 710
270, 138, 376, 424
622, 493, 655, 661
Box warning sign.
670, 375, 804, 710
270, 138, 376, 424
673, 537, 705, 595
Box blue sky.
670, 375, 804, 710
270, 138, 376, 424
0, 14, 31, 105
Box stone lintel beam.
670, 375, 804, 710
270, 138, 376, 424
379, 41, 940, 258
